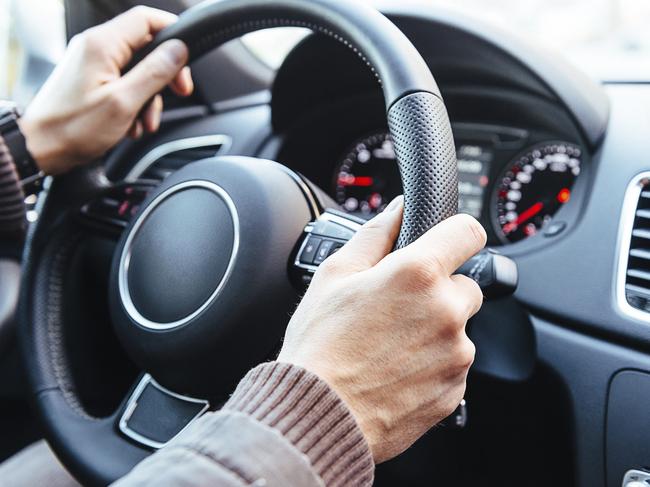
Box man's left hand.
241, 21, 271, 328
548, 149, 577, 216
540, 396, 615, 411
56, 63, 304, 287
18, 6, 193, 175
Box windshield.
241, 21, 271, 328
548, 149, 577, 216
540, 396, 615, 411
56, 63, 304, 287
1, 0, 66, 104
238, 0, 650, 82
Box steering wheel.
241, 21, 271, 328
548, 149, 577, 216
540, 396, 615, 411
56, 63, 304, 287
19, 0, 457, 484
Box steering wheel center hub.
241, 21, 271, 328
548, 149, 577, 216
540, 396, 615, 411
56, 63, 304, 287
109, 156, 313, 395
120, 181, 238, 330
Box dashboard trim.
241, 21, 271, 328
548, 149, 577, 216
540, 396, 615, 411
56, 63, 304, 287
615, 171, 650, 323
125, 135, 233, 182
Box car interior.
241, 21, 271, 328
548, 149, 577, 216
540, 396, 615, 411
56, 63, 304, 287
1, 0, 650, 486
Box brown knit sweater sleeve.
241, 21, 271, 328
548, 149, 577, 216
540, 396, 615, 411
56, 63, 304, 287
224, 362, 375, 486
0, 135, 26, 236
113, 362, 374, 487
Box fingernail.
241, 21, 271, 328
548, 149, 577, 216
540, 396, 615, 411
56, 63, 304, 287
161, 39, 188, 66
385, 195, 404, 212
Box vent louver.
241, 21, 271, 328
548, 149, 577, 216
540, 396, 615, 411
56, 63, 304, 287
618, 174, 650, 319
126, 135, 232, 183
141, 145, 224, 181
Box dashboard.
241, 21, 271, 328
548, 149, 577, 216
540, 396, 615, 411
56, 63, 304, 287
97, 5, 650, 487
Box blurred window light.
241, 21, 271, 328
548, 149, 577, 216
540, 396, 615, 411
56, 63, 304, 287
237, 0, 650, 82
0, 0, 66, 105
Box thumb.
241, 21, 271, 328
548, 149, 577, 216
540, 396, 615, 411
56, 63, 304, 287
119, 39, 188, 109
333, 196, 404, 272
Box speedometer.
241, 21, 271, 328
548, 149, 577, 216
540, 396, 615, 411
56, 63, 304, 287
334, 132, 402, 215
334, 131, 493, 218
493, 142, 582, 243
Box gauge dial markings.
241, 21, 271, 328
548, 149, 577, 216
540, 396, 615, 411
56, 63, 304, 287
494, 142, 582, 243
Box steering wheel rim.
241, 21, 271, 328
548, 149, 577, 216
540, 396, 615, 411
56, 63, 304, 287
19, 0, 458, 485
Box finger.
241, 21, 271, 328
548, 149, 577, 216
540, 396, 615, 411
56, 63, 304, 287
100, 6, 178, 68
396, 213, 487, 277
142, 95, 163, 133
450, 274, 484, 318
118, 39, 189, 109
332, 195, 403, 272
170, 67, 194, 97
128, 120, 144, 140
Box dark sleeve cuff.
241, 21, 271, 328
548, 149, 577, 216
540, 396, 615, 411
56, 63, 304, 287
224, 361, 375, 487
0, 135, 26, 237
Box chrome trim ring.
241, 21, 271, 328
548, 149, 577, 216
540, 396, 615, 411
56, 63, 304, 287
118, 180, 240, 331
615, 171, 650, 323
125, 135, 232, 182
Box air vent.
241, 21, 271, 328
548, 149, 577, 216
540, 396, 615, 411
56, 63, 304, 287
126, 135, 232, 183
617, 173, 650, 320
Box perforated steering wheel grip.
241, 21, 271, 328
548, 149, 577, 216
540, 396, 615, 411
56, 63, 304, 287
388, 92, 458, 247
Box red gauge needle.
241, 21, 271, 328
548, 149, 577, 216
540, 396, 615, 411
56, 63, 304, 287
337, 175, 374, 187
503, 201, 544, 234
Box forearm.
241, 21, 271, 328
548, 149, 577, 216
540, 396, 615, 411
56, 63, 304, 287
0, 136, 26, 237
112, 362, 374, 487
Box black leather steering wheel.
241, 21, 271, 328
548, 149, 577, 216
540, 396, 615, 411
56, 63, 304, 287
19, 0, 458, 485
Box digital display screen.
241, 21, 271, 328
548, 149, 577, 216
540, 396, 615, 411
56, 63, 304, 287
456, 144, 492, 218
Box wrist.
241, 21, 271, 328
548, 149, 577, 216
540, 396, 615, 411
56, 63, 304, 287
283, 358, 384, 459
18, 114, 70, 175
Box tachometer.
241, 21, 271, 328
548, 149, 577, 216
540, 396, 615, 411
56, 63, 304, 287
493, 142, 582, 243
334, 132, 402, 215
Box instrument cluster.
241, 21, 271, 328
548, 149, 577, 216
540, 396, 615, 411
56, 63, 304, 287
332, 125, 584, 245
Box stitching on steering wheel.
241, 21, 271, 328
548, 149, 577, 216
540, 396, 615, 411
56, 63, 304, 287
186, 18, 382, 85
45, 232, 96, 420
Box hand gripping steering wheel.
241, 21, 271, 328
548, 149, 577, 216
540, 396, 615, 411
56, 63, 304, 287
19, 0, 459, 484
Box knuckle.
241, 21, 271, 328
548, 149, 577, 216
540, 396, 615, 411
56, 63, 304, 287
149, 64, 170, 83
457, 214, 487, 250
148, 49, 180, 81
129, 5, 151, 17
400, 257, 436, 289
456, 336, 476, 370
360, 216, 385, 232
469, 284, 484, 314
458, 275, 484, 310
105, 91, 131, 118
87, 29, 105, 51
72, 30, 101, 54
422, 253, 447, 280
316, 254, 344, 278
438, 297, 468, 333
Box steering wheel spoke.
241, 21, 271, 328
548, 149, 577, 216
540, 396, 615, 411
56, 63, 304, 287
118, 373, 210, 450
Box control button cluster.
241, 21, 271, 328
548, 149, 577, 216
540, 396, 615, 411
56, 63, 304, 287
310, 220, 356, 240
292, 211, 519, 301
299, 235, 345, 266
295, 212, 362, 273
81, 183, 154, 229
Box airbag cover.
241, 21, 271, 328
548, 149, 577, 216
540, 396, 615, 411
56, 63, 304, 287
126, 186, 235, 324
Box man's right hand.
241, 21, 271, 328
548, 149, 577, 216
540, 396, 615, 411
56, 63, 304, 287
278, 197, 486, 463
